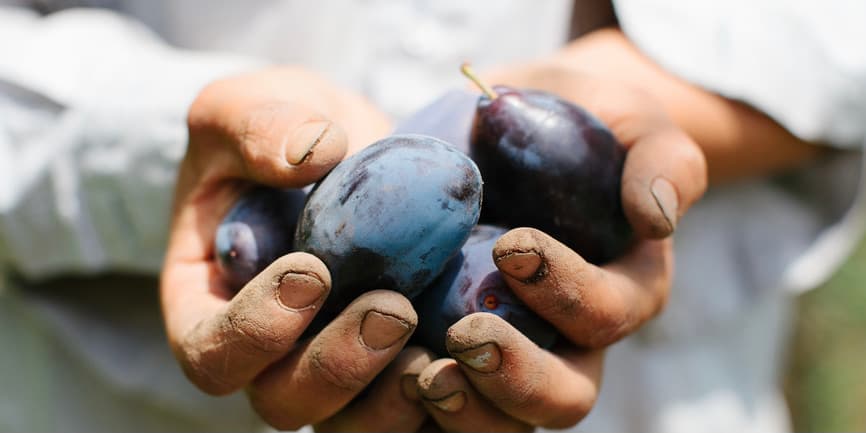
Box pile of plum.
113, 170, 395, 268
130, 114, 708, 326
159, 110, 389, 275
215, 68, 631, 354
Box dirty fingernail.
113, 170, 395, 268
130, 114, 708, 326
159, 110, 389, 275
651, 177, 679, 233
278, 272, 326, 310
286, 120, 331, 165
427, 391, 467, 413
400, 374, 420, 401
452, 342, 502, 373
496, 251, 542, 281
360, 311, 412, 350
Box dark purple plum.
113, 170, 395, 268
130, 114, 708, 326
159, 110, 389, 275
464, 66, 632, 264
415, 225, 558, 356
215, 187, 306, 291
295, 134, 482, 334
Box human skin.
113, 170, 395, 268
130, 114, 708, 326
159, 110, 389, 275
160, 67, 440, 432
160, 61, 704, 431
163, 27, 818, 431
412, 66, 706, 433
410, 28, 824, 432
312, 43, 712, 431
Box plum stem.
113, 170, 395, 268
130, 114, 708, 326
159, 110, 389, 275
461, 63, 498, 100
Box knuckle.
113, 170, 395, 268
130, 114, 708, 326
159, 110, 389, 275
669, 134, 708, 198
533, 267, 634, 348
573, 388, 599, 423
238, 101, 291, 154
545, 391, 597, 429
533, 275, 586, 320
648, 273, 672, 320
687, 147, 709, 192
585, 274, 632, 348
262, 417, 306, 432
187, 78, 233, 133
545, 287, 582, 318
248, 392, 309, 432
308, 344, 370, 393
175, 339, 236, 396
498, 375, 546, 411
585, 309, 630, 348
223, 309, 293, 356
680, 136, 707, 168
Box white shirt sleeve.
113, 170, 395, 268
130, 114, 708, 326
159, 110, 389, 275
611, 0, 866, 294
0, 7, 262, 278
613, 0, 866, 149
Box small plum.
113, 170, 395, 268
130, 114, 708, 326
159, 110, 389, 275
414, 225, 558, 356
215, 187, 307, 291
392, 90, 477, 154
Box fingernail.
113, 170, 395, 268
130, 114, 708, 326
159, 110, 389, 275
452, 342, 502, 373
495, 251, 542, 281
360, 311, 412, 350
651, 177, 679, 232
427, 391, 467, 413
400, 374, 420, 401
277, 272, 326, 310
286, 120, 331, 165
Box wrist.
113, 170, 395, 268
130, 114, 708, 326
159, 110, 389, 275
550, 28, 825, 183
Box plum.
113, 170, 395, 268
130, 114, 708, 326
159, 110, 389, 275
215, 187, 307, 291
392, 89, 477, 154
295, 134, 483, 333
463, 64, 632, 264
415, 225, 558, 356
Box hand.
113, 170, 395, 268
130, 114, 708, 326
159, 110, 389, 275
160, 67, 435, 431
414, 63, 707, 431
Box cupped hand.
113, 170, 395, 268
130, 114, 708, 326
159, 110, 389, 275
160, 67, 435, 432
415, 63, 707, 432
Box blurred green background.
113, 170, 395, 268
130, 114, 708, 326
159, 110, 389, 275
785, 239, 866, 432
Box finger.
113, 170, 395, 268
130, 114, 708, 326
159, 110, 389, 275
248, 290, 417, 431
315, 347, 434, 433
186, 70, 349, 189
618, 122, 707, 238
494, 228, 671, 348
417, 359, 531, 433
447, 313, 602, 429
161, 252, 330, 395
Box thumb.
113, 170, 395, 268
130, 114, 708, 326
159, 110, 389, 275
186, 72, 349, 189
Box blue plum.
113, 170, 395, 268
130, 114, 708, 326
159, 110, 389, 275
465, 66, 632, 264
215, 187, 306, 291
415, 225, 558, 356
295, 134, 483, 333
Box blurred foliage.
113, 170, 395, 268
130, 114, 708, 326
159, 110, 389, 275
785, 239, 866, 432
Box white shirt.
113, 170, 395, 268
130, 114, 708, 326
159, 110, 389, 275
0, 1, 863, 432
